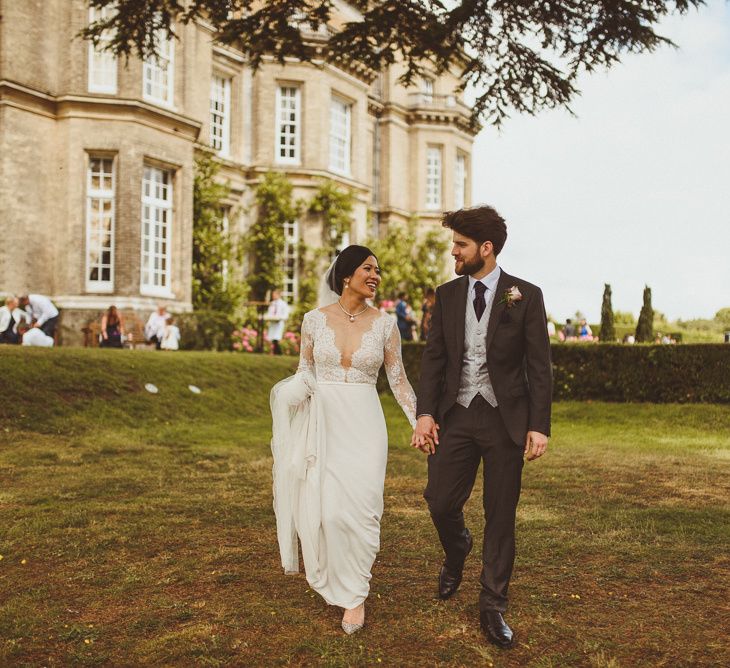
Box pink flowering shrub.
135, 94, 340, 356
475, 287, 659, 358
231, 328, 300, 355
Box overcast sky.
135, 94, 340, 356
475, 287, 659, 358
471, 0, 730, 323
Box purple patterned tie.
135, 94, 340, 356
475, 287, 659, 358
473, 281, 487, 321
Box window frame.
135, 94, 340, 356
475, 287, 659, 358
329, 95, 352, 176
426, 146, 443, 210
275, 85, 302, 165
454, 152, 467, 210
85, 155, 116, 293
210, 74, 232, 157
142, 30, 175, 107
140, 164, 174, 298
281, 218, 299, 303
87, 6, 118, 94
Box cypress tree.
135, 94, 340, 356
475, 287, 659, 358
599, 283, 615, 342
635, 285, 654, 343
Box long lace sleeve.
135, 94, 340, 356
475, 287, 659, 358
296, 312, 315, 376
383, 317, 417, 428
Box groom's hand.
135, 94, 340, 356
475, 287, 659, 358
412, 416, 440, 455
524, 431, 548, 461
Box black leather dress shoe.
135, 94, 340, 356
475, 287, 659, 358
480, 611, 514, 649
438, 531, 473, 600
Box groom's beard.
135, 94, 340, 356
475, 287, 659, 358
455, 254, 485, 276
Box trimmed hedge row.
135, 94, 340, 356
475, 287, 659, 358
378, 343, 730, 403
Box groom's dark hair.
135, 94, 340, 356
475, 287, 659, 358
442, 205, 507, 255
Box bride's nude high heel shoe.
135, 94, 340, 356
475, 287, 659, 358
341, 604, 365, 634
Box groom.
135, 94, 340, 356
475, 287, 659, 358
412, 205, 552, 649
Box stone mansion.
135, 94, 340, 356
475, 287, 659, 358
0, 1, 476, 344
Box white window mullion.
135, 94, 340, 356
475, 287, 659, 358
426, 146, 442, 210
455, 153, 466, 209
143, 29, 174, 107
88, 7, 118, 93
141, 165, 173, 296
86, 157, 115, 292
282, 219, 299, 303
329, 96, 351, 176
276, 86, 301, 164
210, 75, 231, 156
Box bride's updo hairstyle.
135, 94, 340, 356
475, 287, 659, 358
328, 245, 378, 296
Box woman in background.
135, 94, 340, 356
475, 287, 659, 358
100, 306, 125, 348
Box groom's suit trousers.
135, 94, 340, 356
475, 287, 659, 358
424, 394, 523, 613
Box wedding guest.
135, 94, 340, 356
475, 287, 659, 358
264, 289, 290, 355
100, 306, 125, 348
160, 316, 181, 351
0, 296, 28, 344
18, 321, 54, 347
18, 293, 59, 339
396, 292, 415, 342
144, 304, 170, 349
562, 318, 577, 341
579, 319, 593, 340
421, 288, 436, 340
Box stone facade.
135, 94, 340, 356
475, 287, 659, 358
0, 0, 476, 345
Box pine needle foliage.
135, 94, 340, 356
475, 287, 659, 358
635, 285, 655, 343
83, 0, 703, 128
599, 283, 616, 343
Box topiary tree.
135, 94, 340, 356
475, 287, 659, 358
247, 171, 301, 302
192, 154, 247, 314
635, 285, 654, 343
599, 283, 615, 343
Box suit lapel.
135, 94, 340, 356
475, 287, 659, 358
452, 276, 468, 363
485, 270, 512, 353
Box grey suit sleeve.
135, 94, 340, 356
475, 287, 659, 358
416, 286, 447, 418
524, 287, 552, 436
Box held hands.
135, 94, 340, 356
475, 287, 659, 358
524, 431, 548, 461
411, 415, 440, 455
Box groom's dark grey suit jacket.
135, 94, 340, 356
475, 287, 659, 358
416, 270, 552, 445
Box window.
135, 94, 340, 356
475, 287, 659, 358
426, 147, 442, 209
282, 219, 299, 302
276, 86, 301, 164
86, 157, 115, 292
422, 78, 434, 104
210, 75, 231, 156
455, 153, 466, 209
329, 96, 351, 175
88, 6, 117, 93
143, 30, 174, 106
141, 165, 173, 295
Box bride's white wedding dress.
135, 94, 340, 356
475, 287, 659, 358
270, 308, 417, 609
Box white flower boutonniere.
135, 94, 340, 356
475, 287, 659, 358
499, 285, 523, 308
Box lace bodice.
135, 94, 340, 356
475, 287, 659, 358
296, 309, 417, 427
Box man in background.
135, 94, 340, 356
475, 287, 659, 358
19, 294, 59, 339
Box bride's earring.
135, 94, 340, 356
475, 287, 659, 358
344, 279, 350, 290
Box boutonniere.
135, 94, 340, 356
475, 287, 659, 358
499, 285, 523, 308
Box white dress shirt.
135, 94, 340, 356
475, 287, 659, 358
26, 294, 59, 326
145, 311, 169, 340
266, 298, 291, 341
22, 328, 55, 347
0, 306, 28, 334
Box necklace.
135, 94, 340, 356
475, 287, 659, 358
337, 300, 369, 322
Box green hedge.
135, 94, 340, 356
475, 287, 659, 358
177, 310, 237, 351
378, 343, 730, 403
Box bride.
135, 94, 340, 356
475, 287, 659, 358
270, 245, 417, 634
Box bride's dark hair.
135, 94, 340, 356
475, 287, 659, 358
328, 245, 378, 296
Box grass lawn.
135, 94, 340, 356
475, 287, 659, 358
1, 348, 728, 667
